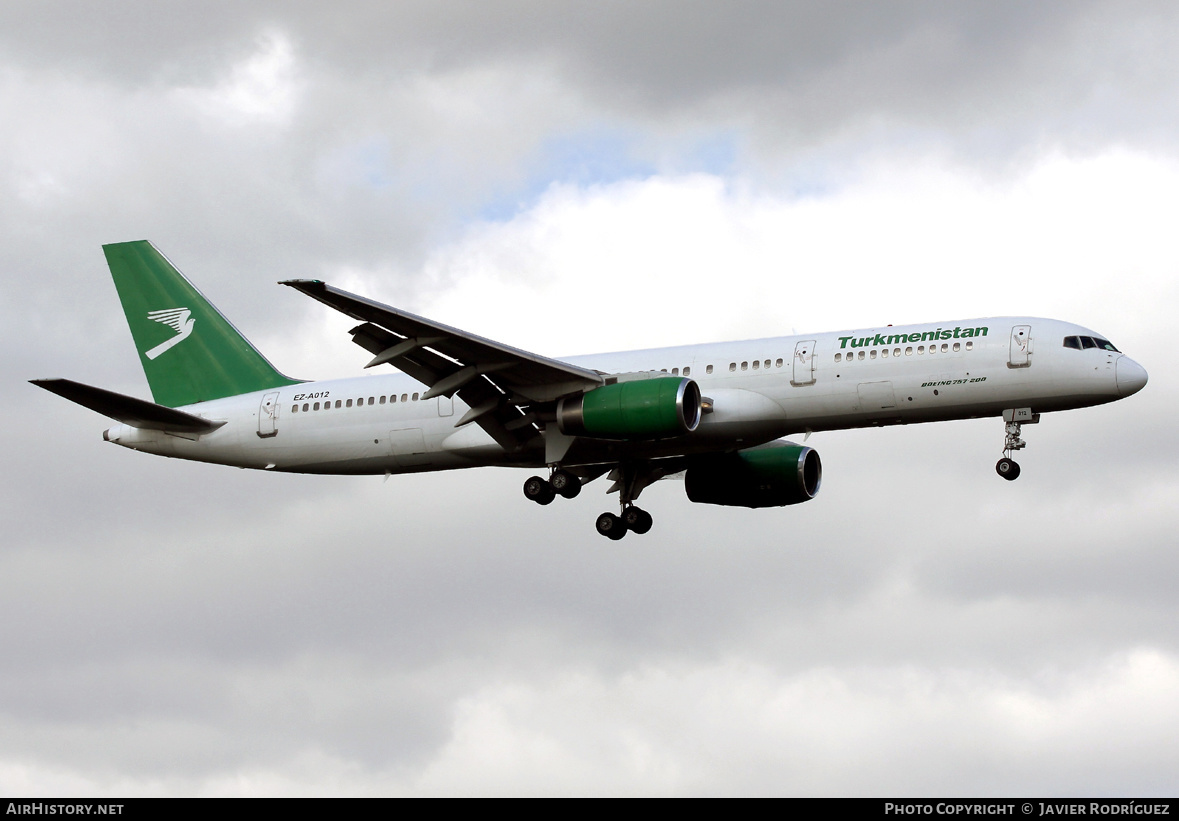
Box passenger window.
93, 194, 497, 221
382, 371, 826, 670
292, 405, 298, 413
893, 348, 901, 357
684, 367, 690, 376
379, 396, 386, 404
741, 362, 748, 371
390, 394, 397, 403
764, 360, 770, 369
906, 347, 913, 356
334, 400, 341, 409
729, 363, 736, 372
752, 360, 759, 370
413, 393, 419, 401
706, 365, 713, 374
368, 397, 374, 405
346, 399, 352, 408
313, 402, 320, 411
835, 353, 842, 362
858, 351, 865, 360
870, 350, 877, 359
965, 341, 973, 351
302, 403, 309, 412
776, 358, 783, 368
672, 368, 679, 375
401, 394, 408, 402
952, 342, 960, 352
918, 346, 925, 354
941, 344, 948, 353
881, 349, 889, 358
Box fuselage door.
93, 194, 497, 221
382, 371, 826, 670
1009, 325, 1032, 368
857, 381, 897, 411
791, 340, 817, 386
257, 391, 280, 438
389, 428, 431, 467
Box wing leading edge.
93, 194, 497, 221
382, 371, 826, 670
281, 280, 604, 451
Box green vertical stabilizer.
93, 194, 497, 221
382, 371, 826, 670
104, 241, 302, 407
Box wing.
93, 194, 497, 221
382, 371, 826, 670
280, 280, 604, 451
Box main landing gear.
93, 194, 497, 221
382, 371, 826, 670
522, 462, 660, 539
995, 408, 1039, 481
523, 468, 582, 505
593, 462, 661, 540
594, 506, 653, 541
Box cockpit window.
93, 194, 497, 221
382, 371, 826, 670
1064, 334, 1120, 352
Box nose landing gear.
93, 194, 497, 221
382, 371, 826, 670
995, 457, 1021, 480
996, 408, 1038, 481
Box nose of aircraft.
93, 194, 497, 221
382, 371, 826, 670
1116, 356, 1149, 397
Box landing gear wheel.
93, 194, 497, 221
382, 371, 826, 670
523, 475, 556, 504
595, 512, 627, 540
995, 458, 1021, 481
622, 506, 653, 535
550, 469, 581, 499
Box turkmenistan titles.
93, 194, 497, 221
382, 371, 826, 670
837, 325, 989, 349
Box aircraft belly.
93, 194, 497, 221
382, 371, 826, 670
692, 388, 790, 445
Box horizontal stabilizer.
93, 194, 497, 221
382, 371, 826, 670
29, 379, 225, 433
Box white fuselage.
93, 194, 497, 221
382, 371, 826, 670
103, 317, 1145, 474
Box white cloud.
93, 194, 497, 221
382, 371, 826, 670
396, 151, 1178, 359
173, 31, 301, 128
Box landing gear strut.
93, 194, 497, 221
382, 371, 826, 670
995, 408, 1038, 481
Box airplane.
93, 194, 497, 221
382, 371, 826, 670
31, 240, 1149, 539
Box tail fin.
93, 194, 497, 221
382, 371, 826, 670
104, 240, 301, 407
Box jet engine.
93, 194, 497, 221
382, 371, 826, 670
557, 376, 702, 439
685, 441, 822, 508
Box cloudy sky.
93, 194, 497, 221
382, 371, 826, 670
4, 1, 1177, 796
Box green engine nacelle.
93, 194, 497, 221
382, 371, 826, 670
557, 376, 702, 439
685, 442, 822, 508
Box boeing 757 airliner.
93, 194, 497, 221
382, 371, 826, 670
32, 241, 1148, 538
